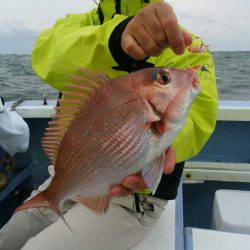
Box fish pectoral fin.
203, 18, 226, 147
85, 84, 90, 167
142, 153, 165, 195
74, 195, 110, 215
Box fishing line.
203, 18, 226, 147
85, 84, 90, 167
186, 48, 190, 69
155, 55, 160, 67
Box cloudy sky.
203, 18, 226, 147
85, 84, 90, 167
0, 0, 249, 53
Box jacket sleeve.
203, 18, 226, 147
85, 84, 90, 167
31, 10, 128, 90
156, 37, 218, 163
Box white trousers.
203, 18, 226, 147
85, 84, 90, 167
0, 169, 167, 250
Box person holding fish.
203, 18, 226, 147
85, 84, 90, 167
0, 1, 218, 249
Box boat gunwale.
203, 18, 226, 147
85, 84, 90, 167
3, 100, 250, 121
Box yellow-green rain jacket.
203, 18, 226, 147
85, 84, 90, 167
32, 0, 218, 164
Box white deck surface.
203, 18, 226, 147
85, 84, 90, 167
22, 201, 176, 250
186, 227, 250, 250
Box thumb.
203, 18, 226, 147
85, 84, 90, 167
163, 146, 176, 174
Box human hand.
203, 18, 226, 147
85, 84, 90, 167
121, 2, 192, 60
109, 146, 176, 197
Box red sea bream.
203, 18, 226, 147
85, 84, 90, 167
16, 67, 200, 219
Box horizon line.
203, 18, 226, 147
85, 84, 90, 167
0, 50, 250, 55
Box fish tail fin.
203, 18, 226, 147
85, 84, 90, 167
15, 191, 73, 232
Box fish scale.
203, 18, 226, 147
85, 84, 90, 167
80, 114, 146, 179
103, 115, 147, 167
52, 100, 143, 188
56, 95, 145, 193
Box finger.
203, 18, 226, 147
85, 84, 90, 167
163, 146, 176, 174
131, 25, 163, 57
110, 185, 132, 197
122, 173, 148, 191
182, 29, 193, 47
156, 7, 185, 55
121, 33, 148, 60
141, 15, 167, 49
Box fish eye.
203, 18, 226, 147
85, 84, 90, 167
158, 72, 171, 85
152, 69, 171, 85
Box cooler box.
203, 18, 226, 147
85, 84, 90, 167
212, 189, 250, 234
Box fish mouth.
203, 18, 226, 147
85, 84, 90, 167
148, 100, 163, 120
147, 100, 163, 136
150, 122, 162, 137
147, 95, 186, 136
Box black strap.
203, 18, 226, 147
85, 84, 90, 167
153, 162, 185, 200
134, 193, 141, 213
115, 0, 121, 14
109, 17, 154, 73
98, 5, 104, 24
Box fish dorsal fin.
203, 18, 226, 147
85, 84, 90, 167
42, 67, 111, 163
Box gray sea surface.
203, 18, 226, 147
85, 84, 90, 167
0, 52, 249, 101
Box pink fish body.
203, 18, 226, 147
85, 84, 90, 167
16, 67, 200, 218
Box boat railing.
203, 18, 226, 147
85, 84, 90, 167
4, 100, 250, 183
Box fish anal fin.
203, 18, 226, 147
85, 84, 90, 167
75, 195, 110, 215
142, 153, 165, 194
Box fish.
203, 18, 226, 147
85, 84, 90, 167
16, 66, 200, 221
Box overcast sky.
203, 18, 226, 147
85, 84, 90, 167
0, 0, 249, 53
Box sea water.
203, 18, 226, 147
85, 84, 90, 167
0, 52, 249, 101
